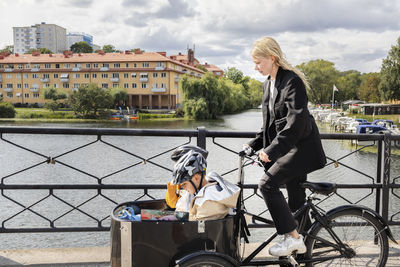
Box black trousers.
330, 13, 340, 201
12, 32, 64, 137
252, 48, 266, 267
258, 163, 307, 235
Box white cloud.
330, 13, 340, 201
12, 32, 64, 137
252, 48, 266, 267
1, 0, 400, 79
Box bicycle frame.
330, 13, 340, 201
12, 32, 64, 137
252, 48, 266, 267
237, 155, 364, 266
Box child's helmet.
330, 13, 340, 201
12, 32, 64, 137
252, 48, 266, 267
172, 150, 207, 185
170, 145, 208, 162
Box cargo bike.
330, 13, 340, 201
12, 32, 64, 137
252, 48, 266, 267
110, 154, 397, 266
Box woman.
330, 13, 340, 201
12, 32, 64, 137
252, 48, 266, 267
244, 37, 326, 257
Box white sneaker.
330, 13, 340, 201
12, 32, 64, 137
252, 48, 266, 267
269, 234, 306, 257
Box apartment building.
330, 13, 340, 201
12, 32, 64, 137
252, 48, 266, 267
0, 50, 204, 109
170, 49, 224, 77
67, 32, 93, 49
13, 22, 67, 54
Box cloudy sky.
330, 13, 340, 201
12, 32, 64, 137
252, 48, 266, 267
1, 0, 400, 80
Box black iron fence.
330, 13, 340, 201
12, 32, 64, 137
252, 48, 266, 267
0, 126, 399, 234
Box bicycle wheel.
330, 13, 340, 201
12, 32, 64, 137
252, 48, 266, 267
304, 209, 389, 266
176, 255, 236, 267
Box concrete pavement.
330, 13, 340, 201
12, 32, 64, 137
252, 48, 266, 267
0, 241, 399, 266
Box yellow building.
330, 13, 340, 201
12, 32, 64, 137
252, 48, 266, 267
0, 50, 204, 109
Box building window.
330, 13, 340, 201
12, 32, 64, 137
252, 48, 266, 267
161, 72, 166, 78
161, 83, 166, 88
153, 73, 158, 78
33, 93, 40, 98
84, 73, 89, 78
24, 93, 29, 98
33, 64, 40, 69
86, 63, 91, 68
112, 83, 119, 88
101, 73, 108, 78
6, 74, 12, 79
156, 62, 164, 67
24, 84, 29, 88
73, 73, 80, 78
24, 73, 28, 79
93, 63, 98, 68
142, 62, 149, 68
18, 64, 23, 69
44, 64, 51, 69
124, 83, 129, 88
64, 64, 70, 68
141, 83, 148, 89
55, 64, 60, 69
132, 83, 137, 88
25, 64, 30, 69
102, 83, 108, 88
16, 74, 21, 78
63, 83, 69, 88
125, 63, 129, 68
7, 93, 13, 98
54, 74, 58, 78
54, 84, 59, 88
17, 84, 22, 89
124, 73, 128, 78
43, 83, 50, 88
112, 73, 119, 78
6, 84, 13, 88
152, 83, 158, 88
43, 73, 50, 78
73, 83, 80, 88
114, 63, 120, 68
92, 73, 97, 78
32, 74, 38, 79
133, 63, 137, 68
131, 73, 137, 78
103, 63, 109, 68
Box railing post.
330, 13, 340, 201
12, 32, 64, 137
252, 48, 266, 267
381, 133, 391, 223
197, 126, 206, 149
375, 139, 382, 216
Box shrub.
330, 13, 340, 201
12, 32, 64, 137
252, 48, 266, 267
0, 102, 17, 118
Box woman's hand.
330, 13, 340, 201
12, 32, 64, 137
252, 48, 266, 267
259, 150, 271, 163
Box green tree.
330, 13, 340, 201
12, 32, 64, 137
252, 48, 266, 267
70, 41, 93, 53
68, 83, 113, 117
335, 70, 362, 102
110, 87, 128, 107
225, 67, 251, 96
43, 87, 67, 112
181, 72, 227, 119
247, 79, 263, 108
0, 45, 13, 54
380, 36, 400, 100
196, 65, 208, 72
25, 48, 53, 54
297, 60, 339, 104
102, 45, 116, 53
0, 102, 16, 118
358, 73, 381, 102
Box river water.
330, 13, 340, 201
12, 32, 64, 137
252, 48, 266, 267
0, 110, 399, 249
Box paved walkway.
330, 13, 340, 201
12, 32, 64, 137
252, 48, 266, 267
0, 241, 399, 266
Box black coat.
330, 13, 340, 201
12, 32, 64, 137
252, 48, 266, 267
248, 67, 326, 175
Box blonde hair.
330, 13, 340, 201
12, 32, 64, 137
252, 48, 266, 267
251, 37, 309, 89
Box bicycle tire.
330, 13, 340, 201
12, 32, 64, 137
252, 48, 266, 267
304, 208, 389, 266
176, 255, 236, 267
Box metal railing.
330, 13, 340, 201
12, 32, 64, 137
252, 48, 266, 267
0, 126, 399, 234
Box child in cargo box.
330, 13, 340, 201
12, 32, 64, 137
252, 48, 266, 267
165, 146, 240, 221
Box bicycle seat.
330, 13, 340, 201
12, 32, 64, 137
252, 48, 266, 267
301, 182, 337, 195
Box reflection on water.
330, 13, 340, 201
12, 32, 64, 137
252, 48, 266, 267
0, 110, 399, 249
